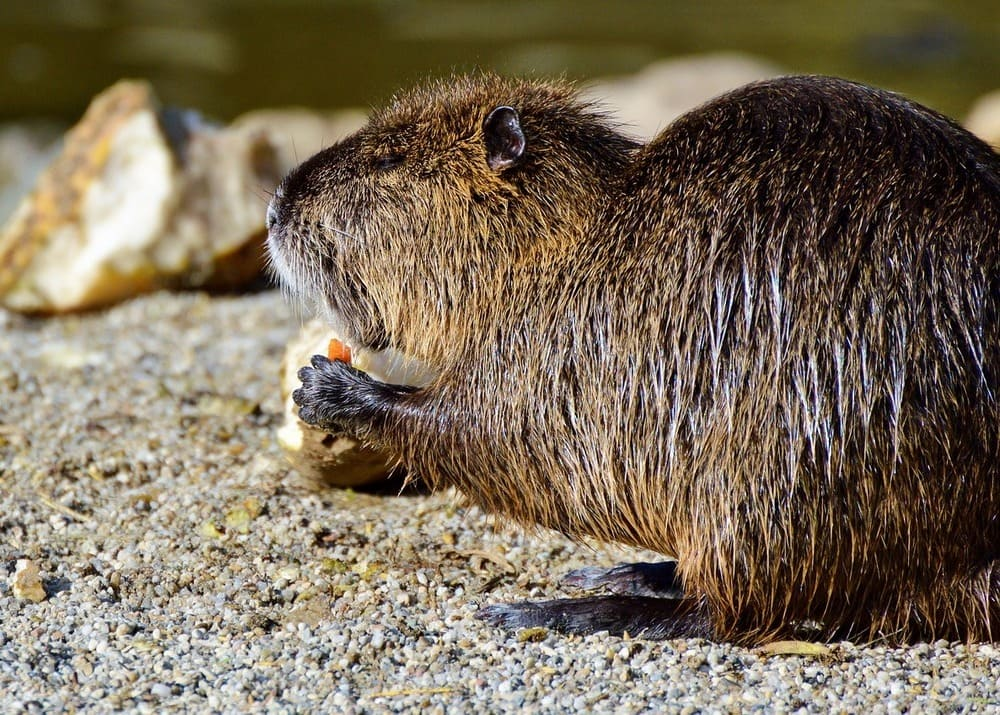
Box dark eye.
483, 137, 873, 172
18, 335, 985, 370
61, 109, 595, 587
375, 154, 405, 171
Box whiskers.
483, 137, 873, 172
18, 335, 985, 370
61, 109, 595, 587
265, 229, 342, 327
260, 246, 284, 290
254, 185, 277, 205
318, 222, 359, 242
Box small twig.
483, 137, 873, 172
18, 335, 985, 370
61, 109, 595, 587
453, 548, 516, 573
35, 492, 92, 523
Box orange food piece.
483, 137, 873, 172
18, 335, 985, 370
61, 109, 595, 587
327, 338, 352, 364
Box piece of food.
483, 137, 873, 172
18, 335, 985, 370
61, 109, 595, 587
277, 319, 393, 488
277, 319, 436, 489
327, 338, 352, 364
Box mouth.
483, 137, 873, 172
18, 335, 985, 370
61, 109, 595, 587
265, 234, 291, 291
266, 200, 437, 389
264, 185, 320, 299
265, 216, 336, 313
264, 217, 305, 298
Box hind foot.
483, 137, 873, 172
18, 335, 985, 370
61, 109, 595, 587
478, 561, 707, 639
477, 595, 710, 639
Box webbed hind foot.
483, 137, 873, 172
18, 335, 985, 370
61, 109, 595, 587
478, 560, 708, 640
477, 594, 710, 640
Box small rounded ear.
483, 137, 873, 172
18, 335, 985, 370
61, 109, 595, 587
483, 105, 525, 171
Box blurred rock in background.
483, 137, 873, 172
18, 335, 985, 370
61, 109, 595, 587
584, 53, 783, 140
0, 80, 363, 314
966, 89, 1000, 148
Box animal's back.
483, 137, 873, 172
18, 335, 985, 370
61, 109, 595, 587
586, 76, 1000, 641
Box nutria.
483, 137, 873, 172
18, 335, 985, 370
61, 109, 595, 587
266, 73, 1000, 644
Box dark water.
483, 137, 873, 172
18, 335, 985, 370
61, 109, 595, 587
1, 0, 997, 123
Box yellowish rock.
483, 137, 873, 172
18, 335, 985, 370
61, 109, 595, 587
967, 89, 1000, 148
759, 640, 832, 657
0, 81, 171, 311
0, 81, 365, 313
11, 558, 46, 603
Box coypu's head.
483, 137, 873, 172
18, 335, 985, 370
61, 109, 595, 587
266, 74, 637, 366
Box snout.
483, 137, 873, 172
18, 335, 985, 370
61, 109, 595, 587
264, 180, 300, 290
264, 140, 356, 294
265, 145, 332, 252
264, 190, 283, 253
265, 177, 302, 266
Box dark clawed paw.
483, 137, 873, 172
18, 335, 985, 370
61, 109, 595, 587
292, 353, 370, 431
293, 399, 321, 427
291, 363, 323, 422
310, 354, 334, 370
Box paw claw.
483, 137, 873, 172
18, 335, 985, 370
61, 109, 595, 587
476, 604, 533, 628
310, 353, 332, 369
297, 405, 317, 424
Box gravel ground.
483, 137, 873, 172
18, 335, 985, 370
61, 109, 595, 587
2, 290, 999, 714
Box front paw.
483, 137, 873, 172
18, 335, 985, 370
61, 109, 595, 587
292, 354, 366, 431
292, 354, 417, 434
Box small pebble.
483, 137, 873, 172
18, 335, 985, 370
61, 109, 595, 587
11, 559, 46, 602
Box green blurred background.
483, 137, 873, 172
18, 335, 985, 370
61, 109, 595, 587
1, 0, 997, 122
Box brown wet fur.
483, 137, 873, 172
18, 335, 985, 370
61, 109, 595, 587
267, 73, 1000, 645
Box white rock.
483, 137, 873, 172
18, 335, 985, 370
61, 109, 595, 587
966, 88, 1000, 148
11, 558, 46, 603
585, 53, 784, 141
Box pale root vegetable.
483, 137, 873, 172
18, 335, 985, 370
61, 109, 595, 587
277, 320, 391, 488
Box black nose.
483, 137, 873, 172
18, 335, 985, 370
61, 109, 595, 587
265, 200, 278, 231
266, 181, 286, 231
